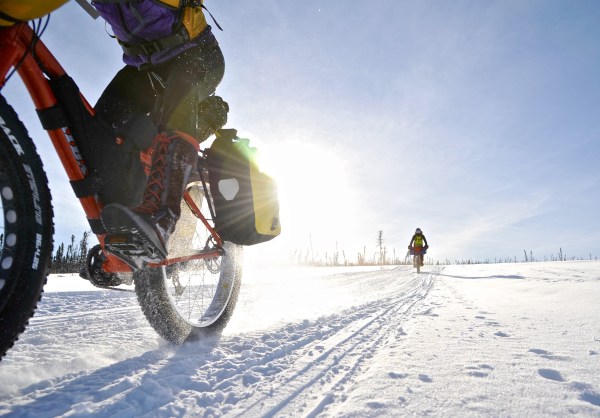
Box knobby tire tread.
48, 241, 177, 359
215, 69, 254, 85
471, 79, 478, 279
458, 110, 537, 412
133, 241, 242, 345
0, 94, 54, 361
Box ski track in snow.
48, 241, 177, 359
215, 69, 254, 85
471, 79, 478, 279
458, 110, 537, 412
1, 262, 600, 417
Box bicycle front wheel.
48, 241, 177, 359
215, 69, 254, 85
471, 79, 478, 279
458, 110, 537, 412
413, 255, 420, 274
134, 180, 242, 344
0, 95, 54, 360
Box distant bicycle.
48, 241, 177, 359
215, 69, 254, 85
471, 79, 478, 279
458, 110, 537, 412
408, 246, 427, 274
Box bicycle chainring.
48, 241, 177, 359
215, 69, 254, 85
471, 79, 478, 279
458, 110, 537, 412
84, 244, 129, 288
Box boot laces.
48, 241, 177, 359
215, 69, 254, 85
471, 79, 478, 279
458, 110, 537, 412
135, 133, 174, 216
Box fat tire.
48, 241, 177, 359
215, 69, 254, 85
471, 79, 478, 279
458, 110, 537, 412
134, 242, 242, 344
0, 95, 54, 361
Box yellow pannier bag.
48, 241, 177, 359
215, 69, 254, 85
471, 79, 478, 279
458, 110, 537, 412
0, 0, 69, 26
207, 129, 281, 246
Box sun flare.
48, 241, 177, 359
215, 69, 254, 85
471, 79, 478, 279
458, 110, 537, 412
257, 140, 359, 253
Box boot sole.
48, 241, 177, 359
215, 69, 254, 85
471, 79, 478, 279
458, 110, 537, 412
102, 204, 168, 263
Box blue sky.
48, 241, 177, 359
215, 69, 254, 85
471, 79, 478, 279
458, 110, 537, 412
3, 0, 599, 263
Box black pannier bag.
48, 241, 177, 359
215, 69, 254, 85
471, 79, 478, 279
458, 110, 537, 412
206, 129, 281, 245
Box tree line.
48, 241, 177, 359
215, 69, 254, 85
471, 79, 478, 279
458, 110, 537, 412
50, 231, 91, 274
0, 231, 92, 274
290, 232, 598, 267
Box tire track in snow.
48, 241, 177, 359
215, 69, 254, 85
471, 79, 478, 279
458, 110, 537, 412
2, 291, 152, 384
227, 269, 437, 417
30, 305, 140, 326
42, 270, 436, 417
2, 268, 438, 417
28, 291, 141, 330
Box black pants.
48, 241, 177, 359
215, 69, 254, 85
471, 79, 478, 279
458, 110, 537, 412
92, 43, 225, 206
96, 42, 225, 140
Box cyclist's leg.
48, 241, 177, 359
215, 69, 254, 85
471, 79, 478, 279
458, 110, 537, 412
94, 65, 157, 206
158, 42, 226, 139
95, 65, 155, 129
102, 44, 227, 261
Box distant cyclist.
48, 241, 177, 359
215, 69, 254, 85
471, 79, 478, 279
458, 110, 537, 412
408, 228, 429, 267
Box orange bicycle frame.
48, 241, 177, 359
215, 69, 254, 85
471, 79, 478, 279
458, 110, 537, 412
0, 23, 223, 272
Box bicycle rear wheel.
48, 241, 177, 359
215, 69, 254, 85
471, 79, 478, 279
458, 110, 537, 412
0, 95, 54, 360
134, 180, 242, 344
413, 255, 420, 274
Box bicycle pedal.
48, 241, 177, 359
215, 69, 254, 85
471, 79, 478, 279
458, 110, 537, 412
105, 233, 163, 265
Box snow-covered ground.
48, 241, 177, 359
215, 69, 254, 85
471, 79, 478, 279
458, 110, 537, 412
1, 261, 599, 417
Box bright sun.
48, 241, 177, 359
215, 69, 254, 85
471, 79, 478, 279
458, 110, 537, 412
257, 140, 359, 255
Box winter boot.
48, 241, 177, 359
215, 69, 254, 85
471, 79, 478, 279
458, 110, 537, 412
101, 131, 199, 264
